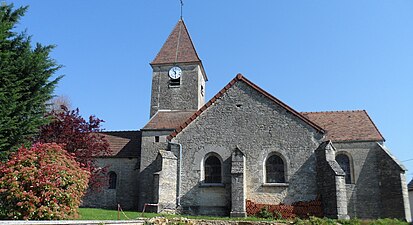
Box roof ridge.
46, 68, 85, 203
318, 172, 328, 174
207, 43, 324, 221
167, 74, 325, 141
101, 130, 140, 133
301, 110, 366, 114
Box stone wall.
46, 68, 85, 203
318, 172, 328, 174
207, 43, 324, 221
376, 144, 411, 221
333, 141, 381, 219
172, 81, 323, 216
150, 64, 205, 117
154, 150, 178, 213
138, 131, 169, 210
409, 189, 413, 220
82, 157, 140, 210
332, 141, 411, 221
315, 141, 348, 219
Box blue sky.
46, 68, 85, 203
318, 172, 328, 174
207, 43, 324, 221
10, 0, 413, 180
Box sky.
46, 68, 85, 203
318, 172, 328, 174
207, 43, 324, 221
8, 0, 413, 181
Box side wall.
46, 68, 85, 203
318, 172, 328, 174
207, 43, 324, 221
333, 142, 381, 219
377, 144, 410, 221
138, 130, 170, 210
82, 157, 140, 210
173, 81, 323, 216
409, 189, 413, 216
334, 142, 411, 221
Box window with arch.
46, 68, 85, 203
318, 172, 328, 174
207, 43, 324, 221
265, 154, 286, 183
108, 171, 117, 189
204, 155, 222, 183
336, 154, 352, 184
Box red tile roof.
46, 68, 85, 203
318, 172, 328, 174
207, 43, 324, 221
151, 20, 201, 65
167, 74, 325, 140
143, 110, 197, 130
99, 131, 141, 158
301, 110, 385, 142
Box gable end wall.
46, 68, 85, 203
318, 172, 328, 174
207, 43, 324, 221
173, 81, 323, 216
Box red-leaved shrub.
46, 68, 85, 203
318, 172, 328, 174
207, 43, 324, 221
0, 143, 90, 220
38, 106, 110, 191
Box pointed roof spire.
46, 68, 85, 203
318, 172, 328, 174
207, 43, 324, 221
151, 20, 202, 65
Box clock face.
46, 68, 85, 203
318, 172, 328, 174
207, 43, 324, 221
169, 66, 182, 79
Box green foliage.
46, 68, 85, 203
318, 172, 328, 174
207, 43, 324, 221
257, 206, 273, 219
370, 218, 409, 225
0, 3, 62, 160
0, 143, 90, 220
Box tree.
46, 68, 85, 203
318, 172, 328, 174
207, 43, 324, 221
47, 95, 72, 112
0, 143, 90, 220
0, 3, 62, 160
38, 106, 111, 190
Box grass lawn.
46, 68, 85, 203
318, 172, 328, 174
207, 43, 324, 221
78, 208, 147, 220
77, 208, 410, 225
78, 208, 272, 221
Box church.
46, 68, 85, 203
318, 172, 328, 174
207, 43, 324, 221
82, 20, 411, 221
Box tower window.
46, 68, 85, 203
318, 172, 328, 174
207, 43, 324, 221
201, 85, 204, 96
169, 78, 180, 87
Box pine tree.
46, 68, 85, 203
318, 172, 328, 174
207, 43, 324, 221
0, 3, 62, 160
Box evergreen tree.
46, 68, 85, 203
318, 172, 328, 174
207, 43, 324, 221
0, 3, 62, 160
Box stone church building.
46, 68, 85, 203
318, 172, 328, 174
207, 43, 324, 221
83, 20, 411, 221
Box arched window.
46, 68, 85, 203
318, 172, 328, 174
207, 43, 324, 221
108, 171, 117, 189
336, 154, 352, 184
204, 155, 222, 183
266, 154, 285, 183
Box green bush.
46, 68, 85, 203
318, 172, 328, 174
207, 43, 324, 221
257, 206, 273, 219
0, 143, 90, 219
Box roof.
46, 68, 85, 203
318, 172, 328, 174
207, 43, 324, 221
301, 110, 385, 142
143, 110, 196, 130
151, 20, 201, 65
409, 179, 413, 191
99, 131, 141, 158
167, 74, 325, 140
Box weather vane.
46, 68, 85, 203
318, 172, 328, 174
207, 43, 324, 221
180, 0, 184, 19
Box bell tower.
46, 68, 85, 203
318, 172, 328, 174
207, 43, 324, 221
149, 20, 208, 118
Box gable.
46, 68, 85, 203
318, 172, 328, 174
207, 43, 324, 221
168, 74, 325, 141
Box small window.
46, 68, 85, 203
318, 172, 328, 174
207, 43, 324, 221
108, 171, 117, 189
336, 154, 352, 184
204, 155, 222, 183
155, 136, 160, 142
169, 78, 180, 87
266, 155, 285, 183
201, 85, 204, 96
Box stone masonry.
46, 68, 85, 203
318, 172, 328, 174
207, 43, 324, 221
86, 19, 411, 222
315, 141, 349, 219
171, 80, 324, 216
409, 179, 413, 219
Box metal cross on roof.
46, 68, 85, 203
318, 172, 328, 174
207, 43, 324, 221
180, 0, 184, 19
